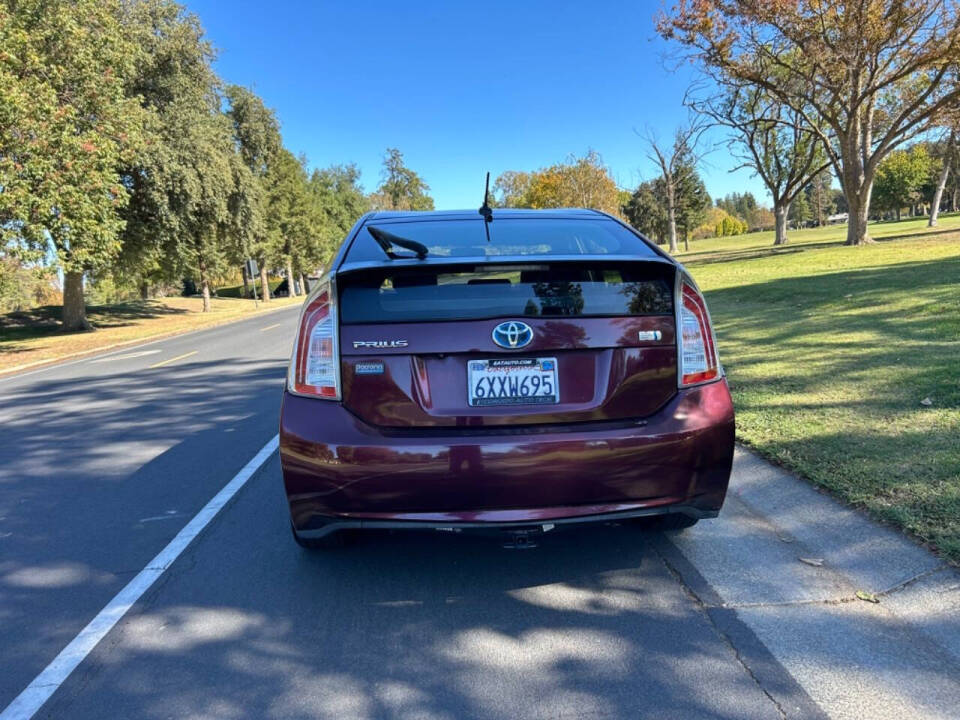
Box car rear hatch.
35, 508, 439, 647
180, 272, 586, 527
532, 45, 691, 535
337, 254, 678, 429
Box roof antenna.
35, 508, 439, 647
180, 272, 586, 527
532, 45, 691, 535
479, 171, 493, 242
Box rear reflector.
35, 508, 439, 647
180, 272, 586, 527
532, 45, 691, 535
289, 283, 341, 399
679, 280, 720, 386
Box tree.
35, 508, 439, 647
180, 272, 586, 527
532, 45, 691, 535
370, 148, 434, 211
225, 85, 281, 301
116, 0, 224, 300
659, 0, 960, 246
806, 169, 834, 227
310, 164, 369, 273
493, 151, 621, 214
929, 126, 958, 226
643, 123, 706, 253
522, 150, 621, 213
165, 109, 247, 312
673, 165, 712, 249
746, 206, 776, 231
696, 83, 830, 245
263, 149, 314, 296
1, 0, 143, 330
873, 145, 934, 220
716, 192, 758, 221
788, 188, 811, 227
623, 181, 669, 243
494, 171, 533, 208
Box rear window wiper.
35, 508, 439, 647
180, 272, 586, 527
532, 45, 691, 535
367, 226, 428, 260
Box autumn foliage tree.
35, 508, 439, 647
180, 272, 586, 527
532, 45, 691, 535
495, 151, 621, 215
659, 0, 960, 246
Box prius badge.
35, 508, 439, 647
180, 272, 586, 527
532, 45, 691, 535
353, 340, 408, 349
492, 321, 533, 349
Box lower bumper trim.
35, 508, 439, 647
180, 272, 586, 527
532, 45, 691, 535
295, 505, 718, 539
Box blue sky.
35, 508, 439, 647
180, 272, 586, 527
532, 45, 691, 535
185, 0, 770, 209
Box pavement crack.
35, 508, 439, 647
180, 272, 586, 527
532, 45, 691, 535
874, 563, 951, 598
653, 542, 789, 720
719, 596, 859, 610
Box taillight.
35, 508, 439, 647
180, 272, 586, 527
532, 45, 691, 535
679, 278, 720, 386
288, 282, 340, 399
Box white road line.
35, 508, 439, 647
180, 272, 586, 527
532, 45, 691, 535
0, 434, 280, 720
88, 350, 162, 364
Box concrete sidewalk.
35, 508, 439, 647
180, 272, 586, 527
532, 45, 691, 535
663, 446, 960, 719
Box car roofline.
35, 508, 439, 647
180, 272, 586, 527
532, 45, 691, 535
335, 253, 677, 275
333, 209, 677, 274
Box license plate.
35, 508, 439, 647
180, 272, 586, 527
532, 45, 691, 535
467, 357, 559, 407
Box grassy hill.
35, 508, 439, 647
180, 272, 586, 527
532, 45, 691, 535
681, 214, 960, 562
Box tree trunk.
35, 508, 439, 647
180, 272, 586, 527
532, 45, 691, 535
61, 271, 91, 331
929, 159, 951, 227
773, 202, 789, 246
845, 186, 874, 245
667, 193, 679, 254
896, 207, 901, 221
242, 265, 251, 298
839, 124, 876, 245
285, 256, 297, 296
200, 279, 211, 312
259, 265, 270, 303
139, 282, 149, 300
298, 273, 307, 296
198, 260, 211, 313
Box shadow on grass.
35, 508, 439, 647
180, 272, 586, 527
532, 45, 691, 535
683, 239, 843, 266
683, 226, 960, 267
707, 256, 960, 354
0, 300, 190, 347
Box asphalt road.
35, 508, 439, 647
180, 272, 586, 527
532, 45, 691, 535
1, 306, 957, 719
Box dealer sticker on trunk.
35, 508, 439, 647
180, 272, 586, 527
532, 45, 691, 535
467, 357, 559, 407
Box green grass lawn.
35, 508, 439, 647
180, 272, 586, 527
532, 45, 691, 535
682, 217, 960, 561
677, 211, 960, 260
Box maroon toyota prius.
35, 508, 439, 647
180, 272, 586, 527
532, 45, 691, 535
280, 208, 734, 548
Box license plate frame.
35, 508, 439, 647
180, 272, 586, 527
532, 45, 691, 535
467, 357, 559, 407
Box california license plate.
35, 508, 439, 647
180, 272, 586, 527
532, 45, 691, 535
467, 358, 559, 407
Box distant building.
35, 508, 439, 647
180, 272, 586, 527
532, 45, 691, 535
827, 213, 849, 224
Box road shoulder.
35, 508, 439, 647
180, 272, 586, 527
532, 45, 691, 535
0, 300, 302, 380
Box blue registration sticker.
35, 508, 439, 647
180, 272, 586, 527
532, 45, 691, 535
539, 360, 555, 371
355, 362, 384, 375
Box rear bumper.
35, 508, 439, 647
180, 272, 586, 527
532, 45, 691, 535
280, 379, 735, 533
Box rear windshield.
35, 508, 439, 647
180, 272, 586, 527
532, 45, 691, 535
339, 263, 674, 324
344, 217, 659, 262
